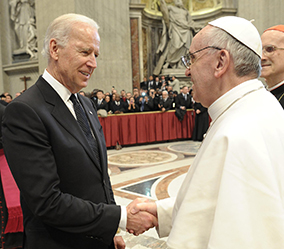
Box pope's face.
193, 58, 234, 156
185, 26, 216, 107
261, 30, 284, 87
52, 23, 100, 93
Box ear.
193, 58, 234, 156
214, 49, 230, 78
49, 38, 60, 61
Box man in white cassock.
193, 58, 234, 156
131, 16, 284, 249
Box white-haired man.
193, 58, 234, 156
131, 16, 284, 248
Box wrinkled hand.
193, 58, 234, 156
126, 198, 158, 236
114, 236, 125, 249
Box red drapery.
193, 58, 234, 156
0, 149, 23, 234
99, 110, 195, 147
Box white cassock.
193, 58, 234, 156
157, 79, 284, 249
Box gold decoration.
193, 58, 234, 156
143, 0, 223, 16
192, 0, 214, 11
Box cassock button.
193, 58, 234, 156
89, 111, 93, 115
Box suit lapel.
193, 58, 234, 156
36, 78, 102, 173
78, 95, 107, 172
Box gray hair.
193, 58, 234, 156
41, 13, 99, 59
205, 26, 261, 78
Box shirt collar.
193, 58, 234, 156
42, 69, 73, 103
267, 80, 284, 91
208, 79, 264, 122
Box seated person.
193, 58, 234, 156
158, 90, 173, 112
110, 93, 127, 114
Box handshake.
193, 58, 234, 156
126, 198, 158, 236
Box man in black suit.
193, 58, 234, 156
158, 90, 173, 112
175, 86, 192, 121
94, 90, 108, 111
110, 93, 127, 114
2, 13, 156, 249
140, 77, 148, 90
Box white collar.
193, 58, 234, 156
208, 79, 264, 122
42, 69, 72, 104
267, 80, 284, 91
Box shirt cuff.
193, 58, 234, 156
119, 205, 127, 230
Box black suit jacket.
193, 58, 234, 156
2, 76, 120, 249
271, 84, 284, 109
159, 98, 173, 111
140, 81, 148, 90
175, 93, 192, 109
110, 101, 127, 113
95, 98, 108, 111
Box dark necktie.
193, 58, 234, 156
69, 94, 100, 163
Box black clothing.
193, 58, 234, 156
192, 102, 209, 141
270, 83, 284, 109
95, 99, 108, 111
159, 98, 173, 111
110, 101, 127, 113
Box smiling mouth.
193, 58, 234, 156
80, 71, 90, 77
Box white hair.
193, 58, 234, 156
205, 26, 261, 78
41, 13, 99, 59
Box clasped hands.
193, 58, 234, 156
126, 198, 158, 236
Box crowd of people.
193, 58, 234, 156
2, 11, 284, 249
0, 76, 209, 143
76, 75, 194, 115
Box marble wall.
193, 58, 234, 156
1, 0, 284, 96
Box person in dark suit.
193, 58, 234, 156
2, 13, 156, 249
140, 77, 148, 90
126, 97, 139, 112
94, 90, 108, 111
110, 93, 127, 114
192, 102, 209, 141
158, 90, 173, 112
175, 86, 192, 121
142, 95, 154, 112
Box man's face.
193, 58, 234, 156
126, 93, 132, 99
133, 89, 139, 96
162, 92, 168, 99
115, 94, 120, 102
97, 91, 103, 100
52, 23, 100, 93
261, 30, 284, 87
185, 26, 216, 107
182, 87, 189, 94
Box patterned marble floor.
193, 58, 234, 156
108, 140, 201, 249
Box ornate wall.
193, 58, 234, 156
0, 0, 284, 96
